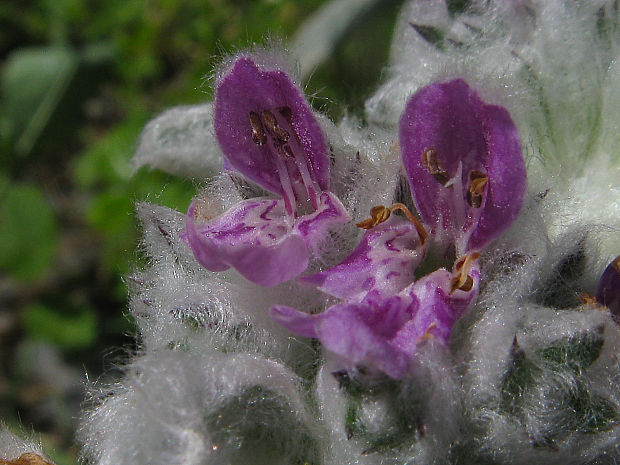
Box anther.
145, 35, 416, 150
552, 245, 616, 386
249, 111, 266, 145
418, 322, 437, 343
356, 203, 428, 244
579, 293, 599, 306
466, 170, 488, 208
450, 253, 480, 294
261, 110, 289, 142
579, 293, 606, 311
422, 148, 450, 185
356, 205, 391, 229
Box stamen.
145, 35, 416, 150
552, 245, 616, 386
356, 203, 428, 244
579, 293, 599, 306
450, 253, 480, 294
261, 110, 289, 142
418, 322, 437, 343
259, 107, 322, 210
249, 111, 266, 145
276, 143, 295, 159
356, 205, 390, 229
422, 148, 450, 185
466, 170, 488, 208
260, 109, 277, 132
273, 154, 296, 216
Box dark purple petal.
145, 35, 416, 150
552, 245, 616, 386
301, 216, 426, 302
466, 104, 526, 251
399, 79, 525, 254
271, 296, 417, 379
596, 255, 620, 318
185, 198, 309, 286
215, 56, 330, 213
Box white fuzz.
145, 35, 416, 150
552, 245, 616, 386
133, 103, 221, 178
78, 351, 317, 465
0, 424, 46, 462
79, 1, 620, 464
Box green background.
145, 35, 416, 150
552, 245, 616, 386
0, 0, 405, 463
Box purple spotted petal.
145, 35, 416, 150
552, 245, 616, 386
393, 265, 480, 354
399, 79, 526, 254
185, 198, 308, 286
271, 264, 479, 379
301, 216, 426, 302
293, 191, 350, 247
271, 295, 418, 379
596, 255, 620, 318
184, 193, 348, 287
215, 56, 329, 213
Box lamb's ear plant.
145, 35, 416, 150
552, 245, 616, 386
77, 1, 620, 464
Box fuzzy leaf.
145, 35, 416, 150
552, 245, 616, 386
537, 330, 604, 375
205, 385, 319, 465
500, 347, 542, 415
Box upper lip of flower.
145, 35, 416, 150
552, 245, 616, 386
214, 56, 331, 217
399, 78, 526, 255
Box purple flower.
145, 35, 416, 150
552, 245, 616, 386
271, 265, 480, 379
300, 214, 427, 303
400, 79, 526, 255
185, 55, 349, 286
271, 79, 525, 378
596, 255, 620, 319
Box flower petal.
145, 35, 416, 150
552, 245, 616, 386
301, 216, 425, 302
596, 255, 620, 318
269, 305, 319, 339
399, 79, 525, 254
271, 298, 416, 379
293, 191, 350, 248
394, 265, 480, 353
214, 55, 330, 209
185, 198, 309, 286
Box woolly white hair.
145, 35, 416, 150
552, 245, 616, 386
0, 424, 48, 463
79, 1, 620, 464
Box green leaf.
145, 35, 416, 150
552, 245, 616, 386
500, 345, 542, 415
22, 303, 97, 350
0, 182, 58, 281
205, 386, 320, 465
409, 23, 446, 50
534, 240, 587, 309
340, 377, 420, 453
537, 329, 604, 375
447, 0, 471, 17
1, 46, 78, 156
576, 393, 618, 434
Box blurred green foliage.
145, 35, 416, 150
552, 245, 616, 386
0, 182, 58, 281
0, 0, 401, 462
